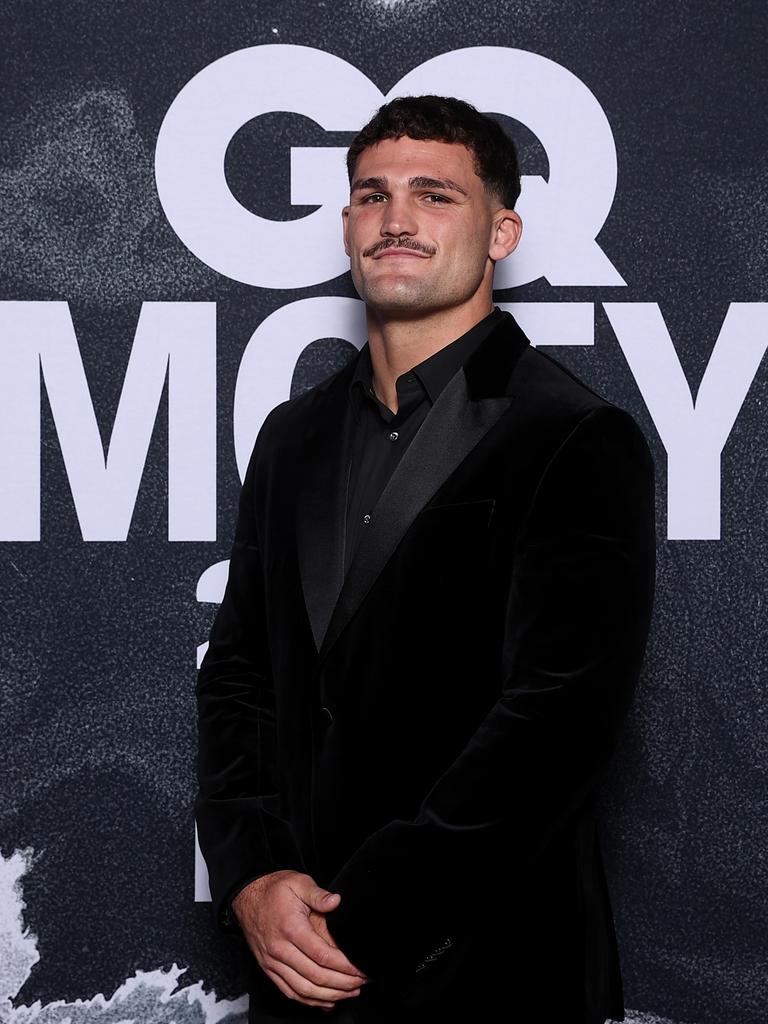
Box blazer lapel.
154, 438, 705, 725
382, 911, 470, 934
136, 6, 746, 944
295, 366, 357, 653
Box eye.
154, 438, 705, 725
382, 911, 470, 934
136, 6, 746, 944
424, 193, 451, 204
361, 192, 387, 203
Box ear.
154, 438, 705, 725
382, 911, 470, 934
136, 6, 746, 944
489, 210, 522, 261
342, 205, 351, 256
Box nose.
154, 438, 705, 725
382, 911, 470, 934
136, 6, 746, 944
380, 193, 417, 237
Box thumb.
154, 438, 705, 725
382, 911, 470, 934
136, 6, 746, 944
304, 885, 341, 912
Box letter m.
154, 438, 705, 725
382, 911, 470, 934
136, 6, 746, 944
0, 301, 216, 541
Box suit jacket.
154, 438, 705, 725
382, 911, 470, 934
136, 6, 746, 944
194, 312, 657, 1024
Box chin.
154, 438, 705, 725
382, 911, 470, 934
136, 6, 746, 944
360, 280, 441, 315
368, 297, 438, 318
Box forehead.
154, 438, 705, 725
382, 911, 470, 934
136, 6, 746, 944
353, 137, 480, 185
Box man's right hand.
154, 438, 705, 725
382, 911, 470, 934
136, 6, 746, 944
232, 869, 368, 1010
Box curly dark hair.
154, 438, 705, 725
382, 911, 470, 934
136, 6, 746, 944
346, 95, 521, 210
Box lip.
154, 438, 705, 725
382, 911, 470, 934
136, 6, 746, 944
372, 249, 430, 260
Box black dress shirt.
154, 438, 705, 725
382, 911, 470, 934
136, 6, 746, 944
344, 306, 506, 575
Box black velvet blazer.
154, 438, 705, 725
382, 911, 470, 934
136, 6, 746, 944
195, 312, 657, 1024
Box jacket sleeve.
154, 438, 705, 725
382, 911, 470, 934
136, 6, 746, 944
324, 404, 657, 978
194, 408, 306, 932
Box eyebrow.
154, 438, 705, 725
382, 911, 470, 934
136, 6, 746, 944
351, 175, 469, 196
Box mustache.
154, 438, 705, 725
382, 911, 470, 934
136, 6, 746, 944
363, 238, 437, 258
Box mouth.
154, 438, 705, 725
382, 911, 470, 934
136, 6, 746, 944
373, 249, 430, 260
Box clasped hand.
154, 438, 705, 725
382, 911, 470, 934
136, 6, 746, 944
232, 869, 369, 1011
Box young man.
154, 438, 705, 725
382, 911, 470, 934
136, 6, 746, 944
195, 96, 656, 1023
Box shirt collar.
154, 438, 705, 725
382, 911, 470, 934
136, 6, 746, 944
349, 306, 506, 423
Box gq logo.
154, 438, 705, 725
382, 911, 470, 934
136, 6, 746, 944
155, 45, 624, 290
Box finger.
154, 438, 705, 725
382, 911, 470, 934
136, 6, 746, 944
285, 918, 367, 978
283, 941, 368, 991
271, 959, 362, 1004
259, 935, 364, 992
258, 935, 365, 993
263, 966, 336, 1010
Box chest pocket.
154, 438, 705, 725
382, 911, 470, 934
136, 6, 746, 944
418, 497, 496, 528
403, 497, 496, 567
421, 497, 493, 524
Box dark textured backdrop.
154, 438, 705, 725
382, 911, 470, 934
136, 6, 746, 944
1, 2, 767, 1022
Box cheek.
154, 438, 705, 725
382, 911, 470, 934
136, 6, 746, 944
445, 232, 490, 272
348, 212, 378, 250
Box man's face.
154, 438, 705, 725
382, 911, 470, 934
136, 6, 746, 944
343, 136, 513, 317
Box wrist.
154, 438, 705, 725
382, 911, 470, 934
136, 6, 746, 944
230, 872, 273, 923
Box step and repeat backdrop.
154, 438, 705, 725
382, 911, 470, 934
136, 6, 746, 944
1, 2, 766, 1022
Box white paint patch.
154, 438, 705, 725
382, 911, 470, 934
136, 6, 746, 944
620, 1015, 683, 1024
0, 848, 40, 1018
0, 849, 247, 1024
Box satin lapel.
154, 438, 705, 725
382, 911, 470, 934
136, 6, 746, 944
295, 373, 356, 653
317, 368, 513, 665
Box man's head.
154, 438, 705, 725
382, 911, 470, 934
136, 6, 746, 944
343, 95, 522, 322
346, 95, 521, 213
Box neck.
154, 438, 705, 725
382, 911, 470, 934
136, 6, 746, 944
365, 293, 495, 413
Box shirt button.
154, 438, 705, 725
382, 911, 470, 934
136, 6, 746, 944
363, 513, 371, 524
389, 431, 399, 442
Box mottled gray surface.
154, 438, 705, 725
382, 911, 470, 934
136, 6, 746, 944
0, 88, 215, 303
1, 1, 767, 1022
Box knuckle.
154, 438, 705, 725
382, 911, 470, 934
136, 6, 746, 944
270, 939, 290, 960
315, 946, 333, 968
300, 963, 323, 986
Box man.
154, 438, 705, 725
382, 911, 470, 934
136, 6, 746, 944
195, 96, 656, 1023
